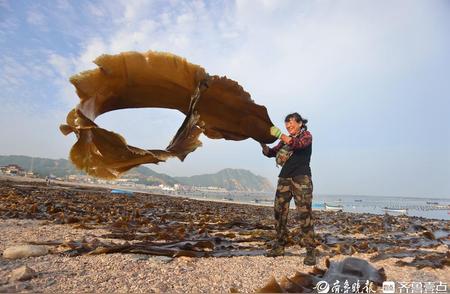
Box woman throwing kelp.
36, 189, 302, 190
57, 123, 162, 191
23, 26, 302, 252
262, 113, 316, 265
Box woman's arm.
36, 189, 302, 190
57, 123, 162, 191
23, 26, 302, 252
263, 141, 284, 157
286, 130, 312, 149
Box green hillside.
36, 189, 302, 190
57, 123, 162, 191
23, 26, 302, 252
174, 168, 274, 192
0, 155, 274, 192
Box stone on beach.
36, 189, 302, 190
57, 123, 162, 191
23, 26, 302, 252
149, 256, 174, 263
255, 257, 386, 293
2, 245, 49, 259
10, 265, 37, 281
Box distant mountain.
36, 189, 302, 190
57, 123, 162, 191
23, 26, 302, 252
0, 155, 274, 192
0, 155, 81, 177
174, 168, 274, 192
125, 166, 179, 186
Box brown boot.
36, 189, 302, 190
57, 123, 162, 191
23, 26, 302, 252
266, 243, 285, 257
303, 248, 317, 265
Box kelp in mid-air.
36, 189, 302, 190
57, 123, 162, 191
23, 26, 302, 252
60, 51, 275, 178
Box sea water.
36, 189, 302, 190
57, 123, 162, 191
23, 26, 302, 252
152, 189, 450, 221
312, 194, 450, 220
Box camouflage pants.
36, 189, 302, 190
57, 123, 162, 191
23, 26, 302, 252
274, 175, 315, 249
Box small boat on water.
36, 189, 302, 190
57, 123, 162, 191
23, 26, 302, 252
354, 199, 363, 202
312, 203, 325, 209
325, 203, 343, 211
383, 207, 407, 214
426, 201, 439, 205
111, 189, 134, 195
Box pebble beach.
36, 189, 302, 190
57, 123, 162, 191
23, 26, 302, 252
1, 178, 449, 293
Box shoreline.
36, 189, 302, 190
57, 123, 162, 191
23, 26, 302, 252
2, 175, 448, 221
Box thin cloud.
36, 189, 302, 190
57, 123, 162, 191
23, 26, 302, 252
0, 0, 448, 197
26, 6, 46, 28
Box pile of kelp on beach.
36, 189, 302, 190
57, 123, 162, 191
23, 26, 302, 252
1, 179, 449, 270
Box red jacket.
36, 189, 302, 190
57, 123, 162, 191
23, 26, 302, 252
265, 129, 312, 157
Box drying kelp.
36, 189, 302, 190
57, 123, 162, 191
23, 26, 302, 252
255, 257, 386, 293
0, 179, 448, 268
28, 236, 268, 258
395, 251, 450, 269
60, 51, 275, 178
370, 247, 450, 269
313, 211, 450, 260
0, 180, 273, 257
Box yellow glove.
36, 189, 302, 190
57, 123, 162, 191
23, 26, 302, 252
270, 126, 282, 139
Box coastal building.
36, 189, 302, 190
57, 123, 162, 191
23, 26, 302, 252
0, 164, 26, 176
159, 184, 175, 191
195, 186, 228, 193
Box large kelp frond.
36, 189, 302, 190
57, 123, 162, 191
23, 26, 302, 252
60, 51, 275, 178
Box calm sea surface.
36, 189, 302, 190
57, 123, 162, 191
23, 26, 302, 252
176, 191, 450, 221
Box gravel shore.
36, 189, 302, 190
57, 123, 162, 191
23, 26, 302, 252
1, 219, 448, 293
1, 178, 449, 293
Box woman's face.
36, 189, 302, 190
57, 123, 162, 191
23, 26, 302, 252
285, 118, 302, 136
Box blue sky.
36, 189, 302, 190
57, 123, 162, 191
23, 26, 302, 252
1, 0, 449, 198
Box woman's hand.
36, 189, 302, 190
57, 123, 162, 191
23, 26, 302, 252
261, 143, 270, 156
280, 134, 292, 144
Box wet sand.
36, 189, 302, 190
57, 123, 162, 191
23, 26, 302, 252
0, 178, 449, 293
